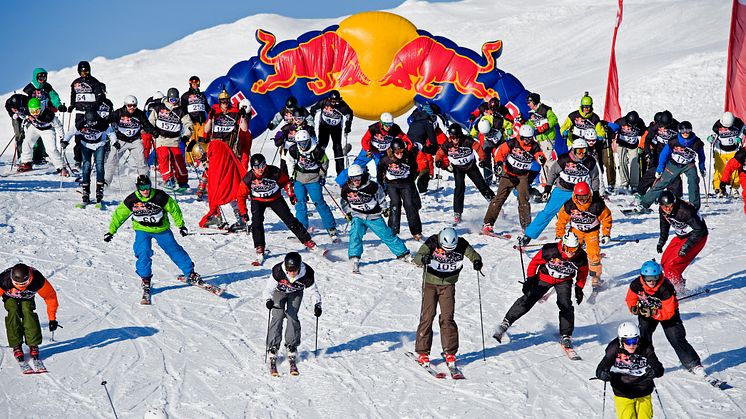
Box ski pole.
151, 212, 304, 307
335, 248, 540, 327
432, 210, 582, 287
654, 387, 667, 419
257, 129, 271, 154
264, 305, 272, 363
314, 315, 319, 357
517, 245, 527, 283
706, 141, 714, 208
101, 380, 119, 419
322, 183, 350, 232
678, 288, 710, 302
610, 238, 640, 244
513, 243, 552, 250
0, 135, 15, 160
602, 381, 607, 418
476, 269, 486, 362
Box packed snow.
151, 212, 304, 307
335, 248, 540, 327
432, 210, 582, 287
1, 0, 744, 417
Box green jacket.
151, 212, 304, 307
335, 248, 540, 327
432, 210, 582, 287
469, 113, 514, 139
526, 103, 559, 143
31, 68, 62, 108
108, 189, 184, 234
414, 235, 481, 285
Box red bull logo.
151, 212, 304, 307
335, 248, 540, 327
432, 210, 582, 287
378, 36, 503, 100
251, 29, 371, 95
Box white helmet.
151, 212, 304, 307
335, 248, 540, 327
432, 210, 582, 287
380, 112, 394, 125
519, 124, 535, 138
572, 139, 589, 149
124, 95, 138, 106
617, 321, 640, 340
721, 111, 735, 128
143, 407, 169, 419
154, 91, 165, 100
239, 98, 251, 111
562, 231, 580, 248
583, 130, 598, 141
477, 118, 492, 134
438, 227, 459, 251
348, 164, 365, 178
295, 130, 313, 151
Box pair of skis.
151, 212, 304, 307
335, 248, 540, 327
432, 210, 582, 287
18, 358, 48, 375
140, 276, 225, 305
405, 352, 465, 380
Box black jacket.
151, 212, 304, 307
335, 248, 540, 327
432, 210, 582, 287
596, 337, 664, 399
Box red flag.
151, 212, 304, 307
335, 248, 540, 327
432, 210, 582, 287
725, 0, 746, 115
603, 0, 624, 122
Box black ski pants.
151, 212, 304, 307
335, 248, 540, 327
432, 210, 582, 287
386, 182, 422, 236
453, 164, 495, 215
504, 279, 574, 337
251, 198, 312, 249
638, 313, 701, 370
74, 112, 85, 164
319, 123, 345, 175
638, 163, 682, 197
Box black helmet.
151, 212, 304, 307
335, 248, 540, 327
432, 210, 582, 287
658, 190, 677, 206
448, 123, 464, 138
189, 75, 200, 83
292, 109, 306, 119
167, 87, 179, 101
678, 120, 693, 133
329, 90, 341, 101
84, 110, 99, 124
11, 263, 31, 288
527, 92, 541, 104
653, 112, 663, 124
659, 110, 673, 128
284, 252, 302, 272
77, 60, 91, 74
8, 95, 23, 109
136, 175, 151, 190
250, 153, 267, 169
488, 97, 500, 111
285, 96, 298, 110
625, 111, 639, 125
391, 138, 406, 151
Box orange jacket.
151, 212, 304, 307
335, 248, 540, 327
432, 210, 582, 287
625, 277, 678, 322
556, 194, 612, 238
0, 268, 58, 321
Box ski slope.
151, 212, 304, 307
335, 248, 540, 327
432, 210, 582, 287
1, 0, 745, 417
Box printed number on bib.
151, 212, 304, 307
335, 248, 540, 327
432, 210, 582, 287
156, 120, 180, 132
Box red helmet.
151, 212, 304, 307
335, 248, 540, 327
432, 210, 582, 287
573, 181, 590, 196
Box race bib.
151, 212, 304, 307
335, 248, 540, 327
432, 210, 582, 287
187, 103, 205, 113
559, 172, 590, 185
321, 109, 343, 126
668, 217, 694, 236
371, 135, 393, 151
448, 147, 475, 166
573, 126, 595, 139
252, 181, 280, 198
570, 210, 600, 231
506, 149, 533, 171
75, 93, 96, 103
670, 147, 696, 165
156, 120, 180, 133
214, 124, 234, 133
485, 129, 503, 145
117, 126, 139, 137
717, 134, 738, 147
133, 212, 164, 225
618, 134, 640, 146
385, 163, 411, 180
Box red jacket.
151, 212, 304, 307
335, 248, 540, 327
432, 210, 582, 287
528, 242, 589, 289
236, 165, 292, 215
361, 122, 411, 153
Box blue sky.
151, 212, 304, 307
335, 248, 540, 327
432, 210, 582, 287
2, 0, 456, 94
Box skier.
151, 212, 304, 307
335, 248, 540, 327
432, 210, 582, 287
148, 88, 193, 191
377, 138, 423, 240
266, 96, 313, 131
264, 252, 322, 374
560, 94, 606, 145
493, 231, 588, 353
625, 260, 707, 377
5, 93, 45, 164
406, 102, 444, 194
720, 147, 746, 213
595, 322, 664, 419
636, 110, 682, 201
470, 98, 514, 185
180, 76, 208, 165
434, 123, 495, 224
274, 109, 317, 174
525, 92, 560, 189
63, 110, 115, 207
635, 121, 706, 212
707, 111, 744, 197
67, 60, 105, 169
517, 139, 600, 247
1, 263, 59, 373
555, 181, 612, 293
104, 95, 152, 187
236, 154, 319, 265
16, 98, 68, 175
23, 68, 65, 113
341, 164, 411, 273
412, 227, 482, 370
284, 129, 339, 242
309, 90, 353, 175
609, 111, 647, 193
482, 124, 545, 235
104, 175, 204, 304
141, 91, 164, 161
655, 191, 708, 293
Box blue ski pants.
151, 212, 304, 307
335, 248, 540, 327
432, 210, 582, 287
348, 217, 408, 259
134, 229, 194, 279
293, 181, 336, 231
524, 188, 573, 239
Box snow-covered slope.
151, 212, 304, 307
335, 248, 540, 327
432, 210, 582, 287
2, 0, 745, 418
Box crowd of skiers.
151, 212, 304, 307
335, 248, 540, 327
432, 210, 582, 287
4, 65, 742, 417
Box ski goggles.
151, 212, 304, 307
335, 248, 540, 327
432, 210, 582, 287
621, 336, 640, 346
252, 162, 267, 170
29, 108, 41, 116
581, 105, 592, 112
679, 127, 692, 134
137, 184, 152, 192
126, 103, 137, 108
349, 174, 363, 182
562, 244, 580, 254
642, 274, 660, 284
168, 97, 179, 104
381, 121, 393, 129
219, 98, 230, 104
36, 73, 48, 81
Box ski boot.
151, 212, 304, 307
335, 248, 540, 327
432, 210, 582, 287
397, 252, 413, 263
351, 257, 361, 273
560, 335, 573, 349
413, 234, 423, 241
141, 276, 152, 302
17, 162, 32, 172
304, 240, 319, 252
177, 183, 189, 193
689, 364, 707, 378
95, 182, 105, 203
417, 353, 431, 367
327, 228, 340, 243
287, 345, 298, 361
481, 223, 494, 235
80, 183, 91, 206
12, 345, 24, 362
186, 271, 204, 286
444, 353, 457, 368
57, 167, 70, 177
227, 207, 247, 232
452, 212, 462, 224
493, 319, 510, 343
204, 214, 226, 229
29, 345, 40, 360
164, 178, 176, 191
253, 246, 265, 266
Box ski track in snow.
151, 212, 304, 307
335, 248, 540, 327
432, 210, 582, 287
2, 0, 746, 417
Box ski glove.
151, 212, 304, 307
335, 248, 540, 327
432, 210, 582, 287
574, 285, 584, 305
61, 140, 69, 149
522, 275, 538, 295
265, 299, 274, 310
103, 233, 114, 242
435, 160, 444, 169
179, 227, 189, 237
67, 105, 75, 113
644, 367, 658, 379
537, 155, 547, 165
366, 150, 373, 158
654, 171, 662, 179
420, 253, 432, 265
181, 136, 190, 144
630, 304, 640, 315
478, 160, 487, 168
345, 213, 353, 222
289, 194, 297, 205
58, 104, 67, 113
656, 242, 665, 254
48, 320, 59, 332
596, 370, 612, 382
473, 259, 483, 271
314, 303, 322, 317
241, 213, 250, 222
493, 163, 504, 178
344, 127, 351, 135
678, 247, 688, 258
113, 142, 121, 150
600, 235, 610, 245
382, 208, 391, 218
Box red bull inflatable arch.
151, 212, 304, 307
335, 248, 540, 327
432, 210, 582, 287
205, 11, 531, 137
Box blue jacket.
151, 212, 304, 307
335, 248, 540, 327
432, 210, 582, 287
656, 133, 706, 173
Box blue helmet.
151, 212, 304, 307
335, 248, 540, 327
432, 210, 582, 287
640, 260, 662, 277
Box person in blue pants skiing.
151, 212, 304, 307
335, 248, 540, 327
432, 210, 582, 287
104, 175, 203, 303
518, 139, 600, 246
341, 164, 411, 273
283, 129, 339, 242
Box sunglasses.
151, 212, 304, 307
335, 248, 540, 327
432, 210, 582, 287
622, 336, 639, 346
190, 80, 200, 84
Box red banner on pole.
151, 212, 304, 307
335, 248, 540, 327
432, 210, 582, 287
603, 0, 623, 122
725, 0, 746, 116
